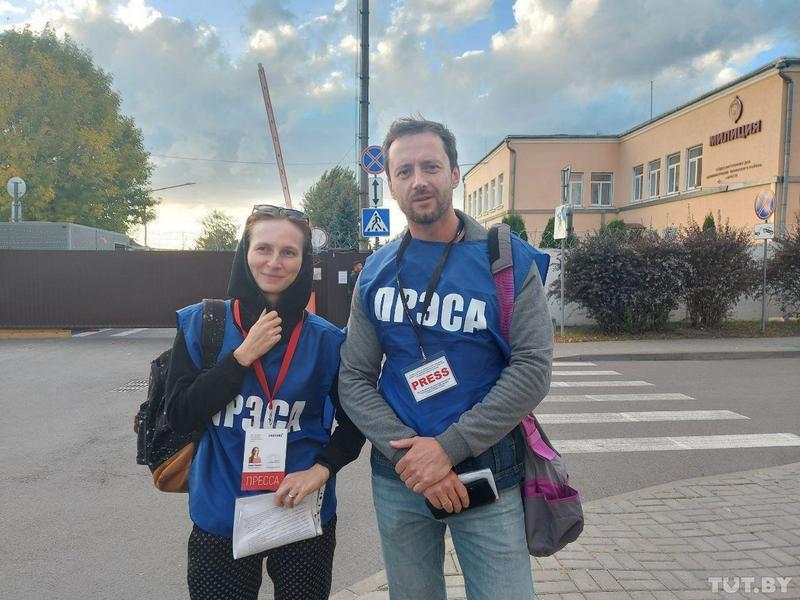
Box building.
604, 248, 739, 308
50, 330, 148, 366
463, 58, 800, 242
0, 221, 139, 250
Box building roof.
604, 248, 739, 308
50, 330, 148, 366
463, 57, 800, 180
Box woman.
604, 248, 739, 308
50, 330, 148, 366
165, 205, 365, 600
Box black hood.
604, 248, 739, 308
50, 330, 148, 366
226, 227, 313, 341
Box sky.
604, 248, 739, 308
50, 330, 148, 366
2, 0, 800, 248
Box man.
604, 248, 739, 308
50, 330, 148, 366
339, 117, 552, 599
347, 260, 363, 298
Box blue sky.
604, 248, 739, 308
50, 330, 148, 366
2, 0, 799, 247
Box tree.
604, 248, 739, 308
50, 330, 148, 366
195, 210, 239, 251
602, 219, 628, 239
302, 166, 359, 250
540, 217, 557, 248
702, 212, 716, 231
0, 27, 153, 233
502, 212, 528, 241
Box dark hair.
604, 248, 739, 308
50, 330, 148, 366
382, 116, 458, 180
244, 211, 312, 254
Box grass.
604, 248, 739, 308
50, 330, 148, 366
554, 319, 800, 343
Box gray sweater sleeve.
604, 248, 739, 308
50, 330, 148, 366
435, 261, 554, 465
339, 277, 418, 463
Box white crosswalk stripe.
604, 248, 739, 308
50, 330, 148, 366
552, 370, 621, 376
544, 393, 694, 402
553, 433, 800, 453
550, 380, 653, 388
543, 361, 792, 455
536, 410, 748, 424
111, 328, 148, 337
73, 328, 111, 337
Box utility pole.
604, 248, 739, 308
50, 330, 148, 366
258, 63, 293, 209
358, 0, 370, 251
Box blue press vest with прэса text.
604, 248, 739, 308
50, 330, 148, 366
177, 300, 342, 538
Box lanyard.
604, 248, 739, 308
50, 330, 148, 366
395, 219, 464, 360
232, 299, 304, 411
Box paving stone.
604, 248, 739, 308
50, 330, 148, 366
536, 580, 580, 594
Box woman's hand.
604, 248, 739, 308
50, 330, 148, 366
274, 464, 331, 508
233, 310, 282, 367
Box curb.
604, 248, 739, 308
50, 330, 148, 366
555, 350, 800, 361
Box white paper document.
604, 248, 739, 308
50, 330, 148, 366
232, 487, 324, 559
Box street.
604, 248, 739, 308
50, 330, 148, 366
1, 330, 799, 599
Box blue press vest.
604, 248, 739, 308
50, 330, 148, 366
359, 235, 540, 488
177, 300, 342, 538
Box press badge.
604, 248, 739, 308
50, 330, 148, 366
241, 428, 287, 491
402, 352, 458, 402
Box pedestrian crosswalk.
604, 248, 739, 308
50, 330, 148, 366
543, 360, 800, 454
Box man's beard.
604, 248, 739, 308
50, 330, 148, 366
406, 191, 451, 225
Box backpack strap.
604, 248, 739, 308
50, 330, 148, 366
489, 224, 515, 343
201, 298, 227, 370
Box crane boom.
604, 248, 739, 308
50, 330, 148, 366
257, 63, 293, 209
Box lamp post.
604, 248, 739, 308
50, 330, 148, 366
144, 182, 196, 247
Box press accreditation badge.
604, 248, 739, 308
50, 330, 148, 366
241, 428, 287, 491
402, 352, 458, 402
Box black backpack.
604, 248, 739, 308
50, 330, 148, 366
135, 299, 226, 492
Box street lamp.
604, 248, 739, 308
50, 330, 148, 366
144, 182, 196, 247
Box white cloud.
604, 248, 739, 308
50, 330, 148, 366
455, 49, 484, 60
339, 33, 357, 54
114, 0, 160, 31
392, 0, 493, 33
249, 24, 298, 53
0, 1, 26, 15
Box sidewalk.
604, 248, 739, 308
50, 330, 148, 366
331, 461, 800, 600
554, 336, 800, 362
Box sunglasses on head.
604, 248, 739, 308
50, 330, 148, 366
251, 204, 309, 223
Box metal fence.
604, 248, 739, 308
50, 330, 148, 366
0, 250, 369, 329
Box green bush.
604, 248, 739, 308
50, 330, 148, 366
767, 219, 800, 318
702, 212, 716, 231
502, 212, 528, 241
551, 229, 685, 333
680, 219, 759, 328
540, 217, 557, 248
602, 219, 628, 239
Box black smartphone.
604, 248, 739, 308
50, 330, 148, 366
425, 477, 497, 519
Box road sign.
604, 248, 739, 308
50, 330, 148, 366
311, 226, 329, 251
554, 205, 568, 240
754, 190, 775, 220
370, 176, 384, 206
560, 166, 571, 205
360, 145, 385, 175
362, 208, 390, 237
6, 176, 26, 198
754, 223, 775, 240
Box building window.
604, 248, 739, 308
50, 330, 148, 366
591, 172, 613, 206
484, 184, 489, 211
498, 174, 504, 206
666, 153, 680, 194
490, 178, 496, 209
687, 145, 703, 190
632, 165, 643, 202
468, 192, 474, 215
569, 172, 583, 207
648, 159, 660, 198
478, 187, 483, 213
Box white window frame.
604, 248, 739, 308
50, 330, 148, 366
484, 184, 489, 211
632, 165, 644, 202
648, 159, 660, 198
590, 172, 613, 206
569, 172, 583, 207
666, 153, 680, 194
687, 145, 703, 190
497, 174, 504, 207
490, 178, 496, 209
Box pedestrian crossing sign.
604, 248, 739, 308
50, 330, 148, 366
362, 208, 390, 237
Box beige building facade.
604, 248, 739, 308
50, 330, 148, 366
463, 58, 800, 243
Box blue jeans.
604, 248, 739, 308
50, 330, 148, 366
372, 473, 535, 600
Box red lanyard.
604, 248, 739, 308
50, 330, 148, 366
232, 299, 304, 411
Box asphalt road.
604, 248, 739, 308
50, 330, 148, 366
1, 331, 799, 599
